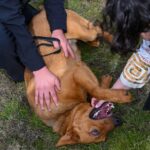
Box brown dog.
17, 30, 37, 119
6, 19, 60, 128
25, 9, 131, 147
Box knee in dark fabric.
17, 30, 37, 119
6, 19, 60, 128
0, 23, 16, 57
22, 4, 39, 24
0, 23, 24, 82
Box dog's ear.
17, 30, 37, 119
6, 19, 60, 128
56, 128, 79, 147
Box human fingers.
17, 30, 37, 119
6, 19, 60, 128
50, 89, 58, 107
35, 89, 39, 105
55, 78, 61, 91
39, 91, 44, 111
44, 91, 51, 111
61, 42, 69, 57
53, 41, 60, 50
95, 100, 106, 108
67, 43, 75, 59
91, 98, 106, 108
91, 97, 97, 107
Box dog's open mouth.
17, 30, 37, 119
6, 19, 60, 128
89, 102, 114, 120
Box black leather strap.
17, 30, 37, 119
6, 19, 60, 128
33, 36, 61, 57
33, 36, 60, 45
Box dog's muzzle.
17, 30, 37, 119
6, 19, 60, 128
89, 102, 114, 120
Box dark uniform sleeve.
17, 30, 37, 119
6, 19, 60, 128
44, 0, 67, 32
0, 0, 45, 71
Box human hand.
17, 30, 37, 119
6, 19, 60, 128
91, 78, 130, 108
112, 78, 130, 90
33, 66, 60, 111
51, 29, 75, 58
91, 97, 106, 108
141, 32, 150, 40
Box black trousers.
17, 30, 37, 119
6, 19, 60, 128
0, 4, 38, 81
143, 93, 150, 111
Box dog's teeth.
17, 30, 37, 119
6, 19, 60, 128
111, 105, 115, 109
106, 104, 110, 107
108, 103, 115, 109
93, 110, 100, 118
107, 110, 111, 115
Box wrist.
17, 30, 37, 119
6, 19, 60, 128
52, 29, 64, 34
112, 78, 130, 90
33, 66, 50, 76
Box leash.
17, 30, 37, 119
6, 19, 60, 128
33, 36, 61, 57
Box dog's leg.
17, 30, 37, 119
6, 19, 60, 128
100, 75, 113, 88
24, 68, 33, 88
102, 31, 113, 43
67, 21, 101, 43
73, 63, 131, 103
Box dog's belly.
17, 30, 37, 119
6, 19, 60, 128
25, 61, 87, 121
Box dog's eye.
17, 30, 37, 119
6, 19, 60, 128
90, 129, 100, 136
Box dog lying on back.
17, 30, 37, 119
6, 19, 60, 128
25, 9, 131, 147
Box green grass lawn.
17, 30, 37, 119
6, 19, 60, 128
0, 0, 150, 150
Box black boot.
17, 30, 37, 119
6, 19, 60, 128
143, 93, 150, 111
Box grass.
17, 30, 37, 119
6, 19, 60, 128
0, 0, 150, 150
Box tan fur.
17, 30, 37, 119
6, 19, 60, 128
25, 9, 131, 147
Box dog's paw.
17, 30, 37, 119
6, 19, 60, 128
100, 75, 113, 88
117, 90, 132, 103
101, 75, 113, 82
88, 40, 100, 47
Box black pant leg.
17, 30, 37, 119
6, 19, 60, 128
22, 3, 39, 24
143, 93, 150, 111
0, 23, 24, 82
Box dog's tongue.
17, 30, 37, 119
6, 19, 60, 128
89, 102, 114, 120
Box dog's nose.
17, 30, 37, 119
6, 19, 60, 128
112, 117, 123, 127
